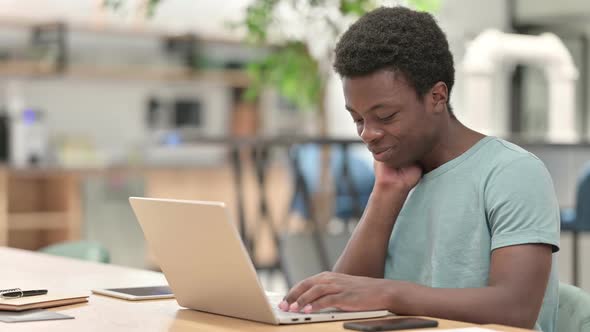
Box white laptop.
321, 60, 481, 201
129, 197, 389, 325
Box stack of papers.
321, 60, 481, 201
0, 292, 89, 311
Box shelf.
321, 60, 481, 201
66, 65, 251, 86
0, 15, 246, 45
0, 168, 81, 248
0, 60, 251, 86
8, 212, 70, 230
0, 16, 259, 86
0, 60, 56, 76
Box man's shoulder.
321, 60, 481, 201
479, 137, 546, 174
480, 139, 556, 207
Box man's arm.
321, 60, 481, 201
389, 243, 552, 328
282, 243, 552, 329
333, 163, 422, 278
332, 188, 407, 278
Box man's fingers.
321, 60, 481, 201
283, 278, 314, 305
291, 284, 340, 312
281, 272, 338, 311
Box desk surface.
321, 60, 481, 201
0, 247, 531, 332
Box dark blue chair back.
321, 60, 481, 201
574, 164, 590, 231
289, 144, 374, 221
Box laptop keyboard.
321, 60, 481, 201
267, 294, 292, 315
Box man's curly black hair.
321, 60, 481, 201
334, 6, 455, 114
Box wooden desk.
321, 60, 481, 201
0, 247, 531, 331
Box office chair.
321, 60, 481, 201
289, 143, 374, 222
557, 282, 590, 332
39, 240, 111, 263
281, 143, 374, 286
561, 163, 590, 231
560, 162, 590, 286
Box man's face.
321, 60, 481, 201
343, 70, 439, 169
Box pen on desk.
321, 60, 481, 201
1, 289, 48, 298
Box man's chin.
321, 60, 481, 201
381, 158, 413, 169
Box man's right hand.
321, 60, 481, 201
373, 161, 422, 194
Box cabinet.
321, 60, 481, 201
0, 168, 81, 249
0, 163, 291, 268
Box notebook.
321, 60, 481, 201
0, 292, 89, 312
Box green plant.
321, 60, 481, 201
245, 41, 322, 111
240, 0, 371, 113
103, 0, 162, 18
239, 0, 440, 114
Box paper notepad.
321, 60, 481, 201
0, 292, 89, 312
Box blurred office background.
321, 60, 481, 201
0, 0, 589, 294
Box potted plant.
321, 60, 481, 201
238, 0, 441, 136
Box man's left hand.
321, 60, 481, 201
278, 272, 393, 313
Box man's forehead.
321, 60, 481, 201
343, 71, 412, 99
343, 72, 414, 98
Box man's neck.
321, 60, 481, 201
418, 118, 486, 173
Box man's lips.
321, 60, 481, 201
369, 147, 391, 155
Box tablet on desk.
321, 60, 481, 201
92, 286, 174, 301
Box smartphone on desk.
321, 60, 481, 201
343, 317, 438, 331
92, 286, 174, 301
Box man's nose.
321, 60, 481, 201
360, 124, 383, 144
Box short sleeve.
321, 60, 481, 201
484, 156, 560, 252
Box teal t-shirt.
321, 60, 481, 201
384, 136, 560, 332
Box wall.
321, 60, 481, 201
0, 0, 252, 40
1, 78, 232, 166
436, 0, 512, 129
515, 0, 590, 24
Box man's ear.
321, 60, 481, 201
430, 82, 448, 114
